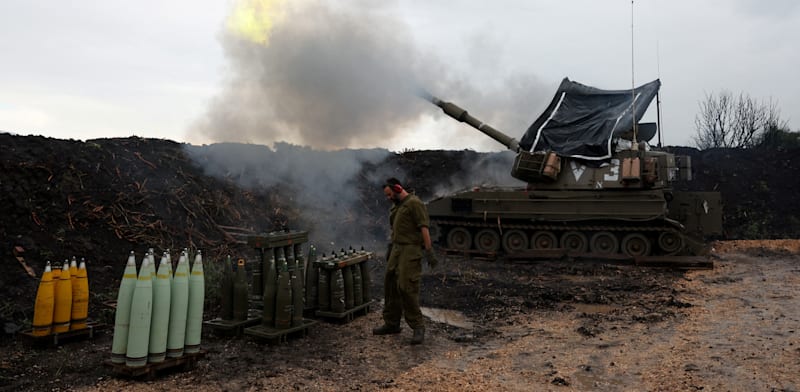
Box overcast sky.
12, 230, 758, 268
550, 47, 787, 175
1, 0, 798, 152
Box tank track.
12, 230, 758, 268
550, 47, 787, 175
431, 218, 695, 257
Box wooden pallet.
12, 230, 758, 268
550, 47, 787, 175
315, 300, 374, 323
243, 319, 317, 343
203, 317, 261, 336
19, 321, 109, 347
104, 350, 206, 380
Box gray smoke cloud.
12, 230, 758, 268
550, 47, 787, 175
191, 0, 549, 150
184, 1, 550, 251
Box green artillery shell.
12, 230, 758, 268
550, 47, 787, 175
221, 255, 234, 320
291, 246, 304, 327
317, 266, 330, 311
274, 247, 292, 329
352, 264, 363, 307
343, 265, 354, 310
111, 252, 138, 364
233, 259, 249, 321
330, 268, 346, 313
360, 259, 371, 302
166, 252, 189, 358
126, 257, 153, 368
262, 248, 277, 327
148, 255, 172, 363
304, 246, 318, 310
184, 250, 205, 354
252, 249, 263, 298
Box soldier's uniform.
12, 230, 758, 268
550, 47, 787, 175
383, 194, 429, 331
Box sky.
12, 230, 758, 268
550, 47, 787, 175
1, 0, 798, 152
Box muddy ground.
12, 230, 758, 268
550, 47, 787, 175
1, 240, 798, 391
1, 133, 799, 391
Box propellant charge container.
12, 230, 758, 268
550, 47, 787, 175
262, 248, 277, 326
342, 265, 354, 310
330, 268, 345, 313
274, 247, 293, 329
233, 258, 249, 321
360, 257, 372, 302
252, 250, 263, 298
317, 255, 330, 311
352, 264, 363, 307
304, 246, 318, 310
220, 255, 234, 320
291, 244, 304, 327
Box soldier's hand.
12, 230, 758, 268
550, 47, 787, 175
424, 248, 439, 269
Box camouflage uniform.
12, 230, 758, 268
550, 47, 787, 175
383, 194, 429, 330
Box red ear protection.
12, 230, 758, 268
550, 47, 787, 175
391, 184, 403, 193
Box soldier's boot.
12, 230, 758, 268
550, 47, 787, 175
372, 324, 402, 335
410, 328, 425, 345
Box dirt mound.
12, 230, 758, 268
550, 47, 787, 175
1, 133, 798, 331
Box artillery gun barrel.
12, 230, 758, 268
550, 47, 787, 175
422, 91, 520, 152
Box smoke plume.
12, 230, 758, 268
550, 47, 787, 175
191, 0, 548, 150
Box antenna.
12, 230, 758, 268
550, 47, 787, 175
630, 0, 638, 149
653, 0, 663, 148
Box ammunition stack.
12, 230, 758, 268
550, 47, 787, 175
204, 256, 261, 335
24, 257, 96, 345
107, 249, 206, 376
244, 230, 317, 342
311, 247, 374, 322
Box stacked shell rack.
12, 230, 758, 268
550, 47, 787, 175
244, 230, 317, 342
311, 248, 374, 322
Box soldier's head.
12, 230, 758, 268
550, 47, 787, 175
383, 178, 406, 204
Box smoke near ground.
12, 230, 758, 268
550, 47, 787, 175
183, 142, 395, 251
191, 0, 548, 150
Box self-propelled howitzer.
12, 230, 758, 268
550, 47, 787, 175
423, 79, 722, 257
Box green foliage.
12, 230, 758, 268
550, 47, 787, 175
757, 125, 800, 149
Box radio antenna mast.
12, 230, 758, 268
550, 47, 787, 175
655, 0, 664, 148
630, 0, 638, 149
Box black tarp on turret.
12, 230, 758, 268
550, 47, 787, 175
519, 78, 660, 160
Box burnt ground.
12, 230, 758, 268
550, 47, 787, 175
1, 133, 799, 391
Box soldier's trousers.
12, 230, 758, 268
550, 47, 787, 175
383, 244, 424, 330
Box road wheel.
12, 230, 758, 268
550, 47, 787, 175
502, 230, 529, 253
590, 231, 618, 255
446, 227, 472, 250
560, 231, 588, 253
657, 232, 684, 255
531, 231, 558, 249
475, 229, 501, 252
622, 233, 652, 257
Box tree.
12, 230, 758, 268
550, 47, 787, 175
693, 91, 787, 149
758, 123, 800, 149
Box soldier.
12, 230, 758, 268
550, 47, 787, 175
373, 178, 439, 345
